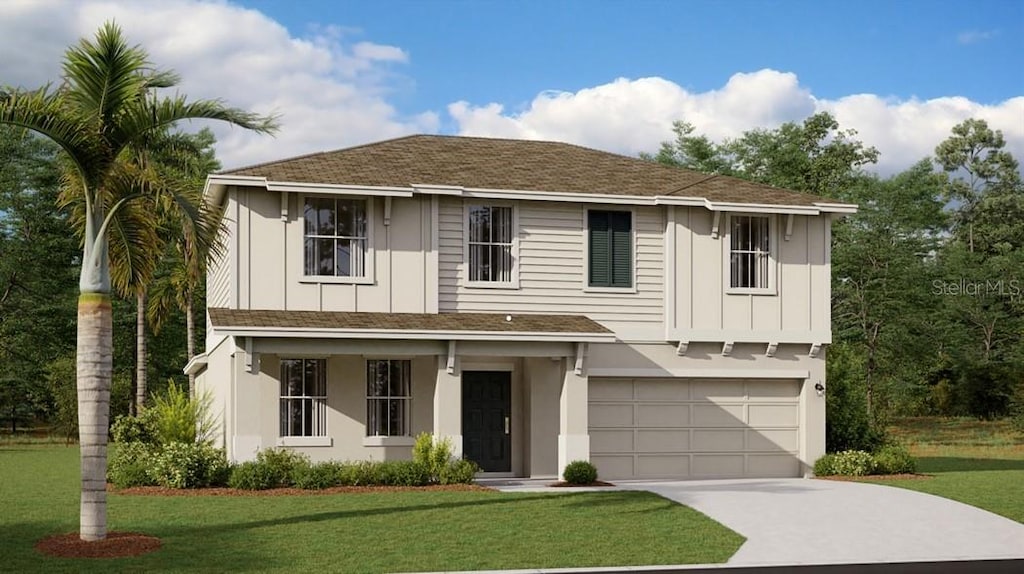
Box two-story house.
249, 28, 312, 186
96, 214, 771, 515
186, 135, 856, 480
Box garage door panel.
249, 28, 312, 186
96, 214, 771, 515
748, 455, 801, 477
747, 429, 799, 452
636, 379, 690, 400
638, 455, 689, 478
589, 377, 801, 479
692, 429, 745, 452
692, 454, 745, 477
637, 429, 689, 452
749, 404, 799, 426
591, 429, 634, 453
637, 404, 690, 427
592, 455, 633, 479
590, 378, 634, 401
692, 404, 745, 426
589, 403, 634, 427
691, 379, 746, 402
747, 379, 800, 398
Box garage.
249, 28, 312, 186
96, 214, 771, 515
589, 377, 802, 479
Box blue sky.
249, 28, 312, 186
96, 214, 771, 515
0, 0, 1021, 172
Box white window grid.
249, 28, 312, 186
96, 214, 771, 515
280, 358, 327, 438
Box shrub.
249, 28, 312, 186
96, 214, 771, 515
376, 460, 431, 486
111, 412, 157, 444
292, 461, 345, 490
229, 460, 279, 490
563, 460, 598, 484
150, 442, 231, 488
108, 441, 157, 488
817, 450, 875, 476
148, 380, 219, 446
825, 342, 888, 452
440, 458, 479, 485
412, 433, 453, 483
228, 448, 308, 490
873, 444, 916, 475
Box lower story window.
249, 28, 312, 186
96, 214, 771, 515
280, 359, 327, 437
366, 359, 411, 436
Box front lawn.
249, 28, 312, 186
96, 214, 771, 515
868, 417, 1024, 523
0, 445, 743, 573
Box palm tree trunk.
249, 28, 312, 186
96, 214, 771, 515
186, 297, 196, 397
77, 292, 112, 541
135, 292, 147, 412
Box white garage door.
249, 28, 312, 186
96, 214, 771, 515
589, 378, 802, 479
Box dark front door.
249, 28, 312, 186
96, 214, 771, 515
462, 371, 512, 472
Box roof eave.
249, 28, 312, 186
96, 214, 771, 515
212, 326, 616, 343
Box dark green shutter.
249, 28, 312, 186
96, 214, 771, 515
588, 211, 610, 286
588, 210, 632, 288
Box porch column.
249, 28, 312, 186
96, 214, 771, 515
434, 355, 463, 458
557, 357, 589, 479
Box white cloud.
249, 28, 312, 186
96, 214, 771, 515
0, 0, 436, 168
957, 29, 999, 45
448, 70, 1024, 177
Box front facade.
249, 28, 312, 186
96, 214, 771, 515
189, 135, 855, 480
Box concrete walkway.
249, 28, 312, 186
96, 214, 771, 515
490, 478, 1024, 566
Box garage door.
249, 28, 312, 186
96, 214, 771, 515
589, 378, 801, 479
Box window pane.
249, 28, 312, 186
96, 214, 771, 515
470, 206, 490, 243
388, 399, 405, 436
303, 238, 317, 275
317, 238, 335, 275
367, 398, 386, 436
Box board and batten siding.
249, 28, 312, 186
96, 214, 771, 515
438, 198, 665, 340
670, 206, 831, 342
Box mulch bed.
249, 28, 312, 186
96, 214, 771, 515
110, 483, 493, 496
36, 531, 161, 559
549, 480, 616, 487
816, 473, 932, 481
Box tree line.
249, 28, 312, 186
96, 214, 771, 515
644, 114, 1024, 448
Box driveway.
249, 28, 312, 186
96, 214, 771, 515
615, 478, 1024, 565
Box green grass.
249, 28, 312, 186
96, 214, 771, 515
0, 445, 743, 573
867, 417, 1024, 523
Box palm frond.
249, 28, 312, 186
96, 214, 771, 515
116, 94, 279, 145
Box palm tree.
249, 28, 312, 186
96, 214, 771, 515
0, 22, 276, 541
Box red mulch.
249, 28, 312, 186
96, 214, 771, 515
816, 473, 932, 481
35, 531, 161, 559
549, 480, 616, 487
110, 483, 493, 496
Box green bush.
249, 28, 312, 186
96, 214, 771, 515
412, 433, 454, 483
148, 380, 219, 445
292, 461, 345, 490
229, 460, 279, 490
440, 458, 479, 484
563, 460, 598, 484
873, 444, 916, 474
107, 441, 157, 488
825, 343, 887, 452
815, 450, 875, 476
228, 448, 309, 490
110, 412, 157, 444
150, 442, 231, 488
375, 460, 431, 486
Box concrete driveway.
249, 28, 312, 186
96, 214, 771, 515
616, 478, 1024, 566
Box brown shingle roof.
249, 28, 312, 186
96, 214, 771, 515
224, 135, 831, 207
208, 308, 612, 336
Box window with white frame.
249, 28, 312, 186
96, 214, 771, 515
303, 197, 367, 278
280, 359, 327, 437
467, 205, 514, 283
729, 215, 771, 290
366, 359, 411, 437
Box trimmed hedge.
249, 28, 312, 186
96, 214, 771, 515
563, 460, 599, 484
814, 445, 916, 477
229, 452, 478, 490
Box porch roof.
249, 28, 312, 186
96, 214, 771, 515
208, 308, 616, 343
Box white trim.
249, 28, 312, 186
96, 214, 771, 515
463, 201, 520, 289
663, 206, 677, 340
588, 367, 811, 379
460, 361, 516, 371
183, 353, 208, 376
723, 212, 778, 296
582, 205, 638, 293
278, 436, 332, 447
667, 329, 832, 344
298, 194, 376, 285
214, 325, 616, 343
362, 436, 416, 447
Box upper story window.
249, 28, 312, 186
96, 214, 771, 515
304, 197, 367, 278
587, 209, 633, 289
280, 359, 327, 438
466, 204, 517, 286
728, 214, 773, 292
366, 359, 411, 437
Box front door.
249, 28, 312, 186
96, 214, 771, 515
462, 371, 512, 472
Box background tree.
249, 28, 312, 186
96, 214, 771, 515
0, 22, 276, 541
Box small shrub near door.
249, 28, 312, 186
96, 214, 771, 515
440, 459, 479, 485
563, 460, 599, 484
